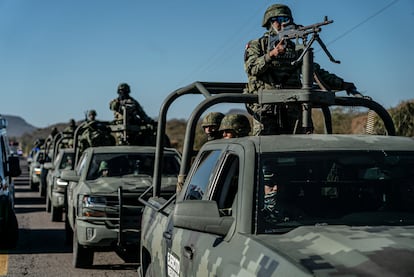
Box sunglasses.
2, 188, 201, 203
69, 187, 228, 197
270, 16, 291, 24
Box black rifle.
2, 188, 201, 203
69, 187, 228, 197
267, 16, 339, 65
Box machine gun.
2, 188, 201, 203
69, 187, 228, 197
268, 16, 340, 66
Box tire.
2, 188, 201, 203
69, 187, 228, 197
39, 182, 46, 197
72, 227, 94, 268
0, 207, 18, 249
145, 262, 153, 277
6, 210, 19, 249
51, 205, 62, 222
46, 195, 51, 213
29, 178, 38, 191
64, 215, 73, 246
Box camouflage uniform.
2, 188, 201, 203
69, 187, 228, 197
219, 114, 251, 138
79, 110, 115, 153
201, 112, 225, 141
62, 119, 77, 147
244, 4, 353, 135
109, 83, 152, 125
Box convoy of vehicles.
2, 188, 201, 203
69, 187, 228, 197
7, 11, 414, 275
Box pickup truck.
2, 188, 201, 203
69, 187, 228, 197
61, 145, 181, 268
138, 82, 414, 277
44, 148, 74, 221
0, 115, 21, 249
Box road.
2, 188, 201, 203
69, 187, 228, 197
1, 159, 138, 277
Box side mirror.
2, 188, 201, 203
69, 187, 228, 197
60, 169, 80, 183
43, 162, 54, 170
173, 200, 234, 236
7, 156, 21, 177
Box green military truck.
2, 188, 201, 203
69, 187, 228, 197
138, 82, 414, 276
60, 110, 180, 268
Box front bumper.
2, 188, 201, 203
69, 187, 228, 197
75, 213, 141, 249
51, 191, 65, 208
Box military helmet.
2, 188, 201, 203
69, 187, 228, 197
88, 110, 97, 116
262, 164, 276, 183
262, 4, 293, 27
201, 112, 225, 128
99, 161, 109, 172
219, 114, 251, 137
117, 83, 130, 94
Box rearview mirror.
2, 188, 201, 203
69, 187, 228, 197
43, 162, 54, 170
173, 200, 234, 236
60, 169, 80, 182
7, 156, 21, 177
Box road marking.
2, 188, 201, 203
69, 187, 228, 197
0, 254, 8, 276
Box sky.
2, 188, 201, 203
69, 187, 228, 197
0, 0, 412, 128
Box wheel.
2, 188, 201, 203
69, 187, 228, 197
39, 182, 46, 197
46, 195, 51, 213
72, 227, 94, 268
51, 205, 62, 222
64, 215, 73, 246
29, 178, 38, 191
0, 206, 18, 249
144, 262, 153, 277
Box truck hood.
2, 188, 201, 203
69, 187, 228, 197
253, 225, 414, 276
86, 176, 177, 194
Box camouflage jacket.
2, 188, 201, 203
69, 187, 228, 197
244, 30, 344, 93
109, 96, 152, 124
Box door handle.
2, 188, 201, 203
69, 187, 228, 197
183, 246, 194, 260
163, 231, 172, 240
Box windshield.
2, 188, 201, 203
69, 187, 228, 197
258, 151, 414, 234
86, 152, 180, 180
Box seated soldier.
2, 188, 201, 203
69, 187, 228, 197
98, 161, 110, 177
219, 114, 251, 139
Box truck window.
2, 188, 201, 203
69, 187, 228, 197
183, 150, 222, 200
211, 154, 239, 216
259, 151, 414, 233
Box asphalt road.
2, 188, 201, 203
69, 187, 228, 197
1, 159, 138, 277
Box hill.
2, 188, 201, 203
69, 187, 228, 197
2, 115, 38, 137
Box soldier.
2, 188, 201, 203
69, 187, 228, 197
244, 3, 357, 135
62, 119, 77, 147
63, 119, 77, 134
79, 110, 115, 153
98, 161, 110, 177
219, 114, 251, 139
262, 166, 279, 223
109, 83, 153, 125
201, 112, 225, 141
87, 109, 97, 122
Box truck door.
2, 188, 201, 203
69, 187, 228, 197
167, 150, 241, 276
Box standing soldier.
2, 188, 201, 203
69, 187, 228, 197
201, 112, 225, 141
79, 110, 114, 153
244, 3, 356, 135
109, 83, 153, 125
219, 114, 251, 139
62, 119, 77, 147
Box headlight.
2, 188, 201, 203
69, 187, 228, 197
56, 178, 68, 186
53, 178, 68, 192
81, 195, 107, 217
83, 196, 107, 207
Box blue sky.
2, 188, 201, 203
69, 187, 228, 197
0, 0, 412, 128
